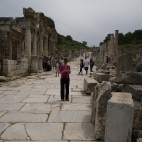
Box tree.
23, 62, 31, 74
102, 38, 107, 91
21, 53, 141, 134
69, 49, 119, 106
118, 33, 125, 45
65, 35, 73, 42
82, 41, 87, 46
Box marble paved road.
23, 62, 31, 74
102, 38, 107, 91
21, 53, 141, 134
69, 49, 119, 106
0, 56, 101, 142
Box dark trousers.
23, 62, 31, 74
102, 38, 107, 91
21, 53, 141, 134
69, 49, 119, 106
79, 67, 83, 73
60, 78, 70, 99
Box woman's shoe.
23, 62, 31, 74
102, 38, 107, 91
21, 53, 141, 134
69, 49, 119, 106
65, 98, 69, 101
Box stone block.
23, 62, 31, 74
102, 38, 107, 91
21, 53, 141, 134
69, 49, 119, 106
92, 81, 111, 140
84, 77, 98, 94
137, 138, 142, 142
116, 72, 142, 85
105, 92, 134, 142
94, 72, 113, 83
123, 85, 142, 101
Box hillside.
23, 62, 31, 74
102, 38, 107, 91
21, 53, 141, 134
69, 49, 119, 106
56, 33, 89, 51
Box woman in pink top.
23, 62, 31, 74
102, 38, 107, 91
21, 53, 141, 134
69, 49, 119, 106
59, 58, 71, 101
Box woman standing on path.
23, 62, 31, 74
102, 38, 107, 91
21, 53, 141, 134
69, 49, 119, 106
60, 58, 71, 101
78, 59, 84, 75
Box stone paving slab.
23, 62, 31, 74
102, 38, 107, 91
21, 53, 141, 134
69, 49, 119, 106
0, 95, 28, 103
70, 91, 84, 96
0, 112, 48, 122
1, 90, 19, 95
48, 110, 91, 122
61, 103, 91, 111
20, 103, 60, 113
0, 123, 10, 135
63, 123, 95, 140
72, 96, 91, 103
45, 89, 60, 95
4, 141, 68, 142
0, 91, 4, 94
0, 95, 4, 98
26, 123, 63, 140
22, 97, 49, 103
0, 111, 7, 117
1, 123, 27, 140
27, 95, 48, 98
0, 103, 24, 111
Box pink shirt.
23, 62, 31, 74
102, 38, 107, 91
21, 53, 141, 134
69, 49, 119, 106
60, 65, 70, 79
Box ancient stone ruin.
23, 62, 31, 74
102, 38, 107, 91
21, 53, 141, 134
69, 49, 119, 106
83, 30, 142, 141
0, 7, 57, 77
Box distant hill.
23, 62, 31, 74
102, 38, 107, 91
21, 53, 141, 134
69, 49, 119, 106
56, 33, 89, 51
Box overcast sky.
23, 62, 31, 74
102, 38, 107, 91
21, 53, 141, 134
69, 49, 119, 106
0, 0, 142, 46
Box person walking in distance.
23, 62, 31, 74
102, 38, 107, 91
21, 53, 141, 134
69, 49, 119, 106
90, 58, 94, 72
55, 60, 60, 77
60, 58, 71, 101
78, 59, 84, 75
84, 56, 89, 75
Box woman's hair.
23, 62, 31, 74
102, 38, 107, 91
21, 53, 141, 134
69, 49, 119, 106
90, 59, 92, 62
64, 58, 68, 63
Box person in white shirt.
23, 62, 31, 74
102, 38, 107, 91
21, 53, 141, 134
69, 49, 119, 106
83, 57, 89, 75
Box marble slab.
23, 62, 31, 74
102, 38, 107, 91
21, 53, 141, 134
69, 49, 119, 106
25, 123, 63, 140
0, 103, 24, 111
61, 103, 91, 111
0, 112, 48, 122
0, 111, 7, 117
1, 90, 19, 95
48, 110, 91, 122
22, 97, 49, 103
20, 103, 60, 113
63, 123, 95, 140
0, 95, 28, 103
0, 91, 4, 94
0, 123, 10, 135
1, 123, 27, 140
0, 95, 4, 98
72, 96, 91, 103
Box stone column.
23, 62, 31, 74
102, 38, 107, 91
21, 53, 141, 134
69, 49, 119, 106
105, 92, 134, 142
25, 20, 31, 73
44, 38, 48, 56
40, 36, 43, 56
33, 30, 37, 55
9, 38, 12, 59
115, 30, 119, 57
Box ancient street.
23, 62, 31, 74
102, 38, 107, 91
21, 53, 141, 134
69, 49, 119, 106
0, 56, 100, 142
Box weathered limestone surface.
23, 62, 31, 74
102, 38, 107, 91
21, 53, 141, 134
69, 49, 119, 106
0, 112, 48, 122
105, 92, 134, 142
0, 123, 10, 135
63, 123, 95, 140
123, 85, 142, 101
137, 138, 142, 142
92, 81, 111, 140
0, 103, 24, 111
1, 123, 27, 140
20, 103, 60, 113
26, 123, 63, 140
94, 72, 113, 83
83, 77, 98, 94
0, 55, 96, 141
48, 110, 91, 122
117, 72, 142, 85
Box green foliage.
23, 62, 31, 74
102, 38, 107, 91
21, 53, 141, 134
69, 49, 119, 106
100, 29, 142, 51
118, 30, 142, 45
103, 34, 111, 43
65, 35, 73, 42
82, 41, 87, 46
57, 33, 89, 51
